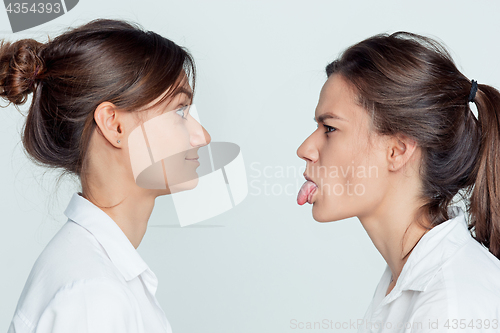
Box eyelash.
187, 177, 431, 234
175, 105, 188, 119
324, 124, 337, 134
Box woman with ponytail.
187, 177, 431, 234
2, 19, 210, 333
297, 32, 500, 332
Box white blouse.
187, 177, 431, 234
359, 206, 500, 333
8, 192, 172, 333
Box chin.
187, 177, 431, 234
312, 208, 333, 223
169, 177, 199, 194
312, 202, 348, 223
151, 188, 172, 198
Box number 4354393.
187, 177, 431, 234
5, 3, 62, 14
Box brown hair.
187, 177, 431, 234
326, 32, 500, 260
0, 19, 195, 201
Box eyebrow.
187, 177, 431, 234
314, 112, 348, 123
176, 87, 193, 101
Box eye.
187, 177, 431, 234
324, 124, 337, 134
175, 105, 188, 119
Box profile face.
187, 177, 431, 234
296, 74, 389, 222
127, 79, 211, 195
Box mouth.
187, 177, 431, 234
297, 173, 318, 205
185, 156, 200, 165
303, 174, 314, 183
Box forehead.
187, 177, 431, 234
163, 72, 193, 101
171, 71, 193, 97
320, 75, 352, 104
316, 74, 361, 119
148, 78, 193, 109
134, 77, 193, 124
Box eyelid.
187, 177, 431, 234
175, 105, 189, 119
323, 124, 337, 134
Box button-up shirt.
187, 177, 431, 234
8, 192, 172, 333
358, 206, 500, 333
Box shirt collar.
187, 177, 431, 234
63, 192, 150, 282
386, 206, 471, 302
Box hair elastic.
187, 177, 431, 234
28, 65, 40, 89
468, 80, 478, 103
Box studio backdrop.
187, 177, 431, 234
1, 1, 499, 332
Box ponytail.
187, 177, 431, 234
469, 84, 500, 259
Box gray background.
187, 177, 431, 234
1, 1, 499, 332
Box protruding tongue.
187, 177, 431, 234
297, 180, 318, 205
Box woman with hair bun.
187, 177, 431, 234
297, 32, 500, 332
2, 19, 210, 333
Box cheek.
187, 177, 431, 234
140, 113, 192, 159
169, 124, 191, 150
318, 135, 359, 180
314, 136, 388, 219
343, 144, 388, 210
163, 124, 193, 161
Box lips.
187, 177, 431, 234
185, 156, 200, 166
297, 175, 318, 205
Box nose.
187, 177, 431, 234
297, 132, 319, 163
187, 114, 211, 147
201, 126, 211, 146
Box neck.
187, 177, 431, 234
359, 185, 430, 285
81, 188, 155, 249
83, 130, 158, 249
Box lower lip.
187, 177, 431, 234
186, 159, 200, 165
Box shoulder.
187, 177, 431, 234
30, 220, 121, 283
11, 278, 144, 333
443, 238, 500, 298
46, 277, 138, 306
445, 239, 500, 319
44, 277, 141, 315
12, 221, 126, 331
415, 238, 500, 322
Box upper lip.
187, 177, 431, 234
303, 173, 315, 183
185, 156, 199, 160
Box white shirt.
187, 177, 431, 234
8, 192, 173, 333
358, 206, 500, 333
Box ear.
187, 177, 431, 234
94, 102, 123, 148
386, 134, 418, 172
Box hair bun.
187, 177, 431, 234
0, 39, 45, 105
